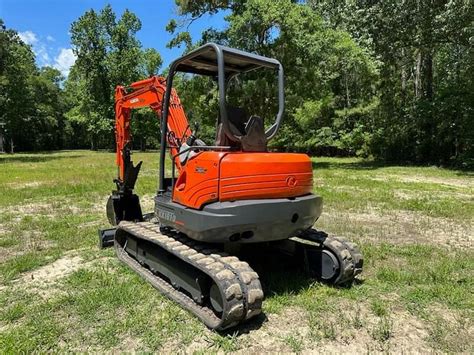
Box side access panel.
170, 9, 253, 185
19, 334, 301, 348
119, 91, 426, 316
172, 151, 226, 209
219, 152, 313, 202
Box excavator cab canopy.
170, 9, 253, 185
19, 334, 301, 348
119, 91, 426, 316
158, 43, 285, 193
161, 43, 285, 145
173, 44, 281, 76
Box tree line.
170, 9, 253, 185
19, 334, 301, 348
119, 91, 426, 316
0, 1, 472, 167
0, 6, 162, 153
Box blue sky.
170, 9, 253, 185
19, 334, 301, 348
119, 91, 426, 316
0, 0, 228, 76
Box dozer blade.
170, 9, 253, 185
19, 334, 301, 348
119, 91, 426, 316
114, 221, 264, 330
289, 229, 363, 286
98, 227, 116, 249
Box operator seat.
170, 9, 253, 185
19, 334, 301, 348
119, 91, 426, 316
216, 105, 267, 152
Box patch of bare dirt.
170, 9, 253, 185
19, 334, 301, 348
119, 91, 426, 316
7, 181, 45, 189
0, 247, 23, 264
91, 197, 109, 214
181, 337, 213, 354
371, 174, 473, 189
398, 175, 473, 188
19, 255, 84, 286
240, 307, 311, 352
9, 254, 112, 299
396, 189, 473, 201
0, 223, 10, 234
223, 303, 434, 354
319, 208, 473, 249
140, 194, 156, 212
0, 201, 83, 219
111, 335, 143, 353
9, 202, 55, 216
425, 304, 474, 351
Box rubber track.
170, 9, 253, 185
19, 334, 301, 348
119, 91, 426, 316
115, 221, 263, 330
296, 229, 364, 285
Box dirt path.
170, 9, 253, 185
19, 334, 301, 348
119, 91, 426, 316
321, 208, 473, 249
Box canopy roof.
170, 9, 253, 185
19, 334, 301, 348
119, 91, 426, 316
172, 43, 280, 76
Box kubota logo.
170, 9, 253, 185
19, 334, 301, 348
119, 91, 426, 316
286, 176, 297, 187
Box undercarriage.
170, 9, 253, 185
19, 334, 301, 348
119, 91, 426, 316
107, 221, 363, 331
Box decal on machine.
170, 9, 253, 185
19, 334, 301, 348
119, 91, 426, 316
195, 166, 207, 174
158, 209, 176, 222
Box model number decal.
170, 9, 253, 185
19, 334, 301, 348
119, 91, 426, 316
158, 209, 176, 222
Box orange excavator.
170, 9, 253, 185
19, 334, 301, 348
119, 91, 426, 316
100, 43, 363, 330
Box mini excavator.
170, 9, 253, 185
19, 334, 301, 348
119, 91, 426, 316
99, 43, 363, 330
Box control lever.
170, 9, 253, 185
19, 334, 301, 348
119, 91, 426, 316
180, 121, 201, 164
186, 121, 200, 146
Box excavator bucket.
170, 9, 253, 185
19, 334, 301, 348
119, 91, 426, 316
106, 190, 143, 225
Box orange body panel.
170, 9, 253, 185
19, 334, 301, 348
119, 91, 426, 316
173, 151, 313, 209
172, 151, 225, 208
219, 153, 313, 201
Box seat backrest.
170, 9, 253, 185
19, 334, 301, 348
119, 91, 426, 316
215, 106, 267, 152
215, 105, 248, 146
225, 106, 248, 135
241, 116, 267, 152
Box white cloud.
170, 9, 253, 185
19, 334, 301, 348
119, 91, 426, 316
18, 30, 50, 66
53, 48, 76, 77
17, 31, 76, 77
36, 45, 50, 65
18, 30, 38, 45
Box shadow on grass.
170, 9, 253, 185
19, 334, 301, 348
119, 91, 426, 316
221, 244, 361, 335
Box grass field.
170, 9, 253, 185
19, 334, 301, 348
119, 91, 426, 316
0, 150, 473, 353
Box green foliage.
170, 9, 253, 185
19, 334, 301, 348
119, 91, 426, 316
339, 0, 474, 165
0, 21, 68, 152
64, 6, 167, 151
1, 1, 473, 167
141, 48, 162, 77
68, 5, 144, 149
170, 0, 473, 166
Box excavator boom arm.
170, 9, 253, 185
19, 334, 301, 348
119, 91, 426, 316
114, 76, 191, 182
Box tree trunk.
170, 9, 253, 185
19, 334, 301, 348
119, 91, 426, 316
421, 51, 433, 100
414, 49, 434, 101
345, 71, 351, 107
401, 48, 407, 102
0, 131, 4, 153
415, 50, 422, 98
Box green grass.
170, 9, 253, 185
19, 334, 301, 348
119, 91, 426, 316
0, 151, 473, 352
